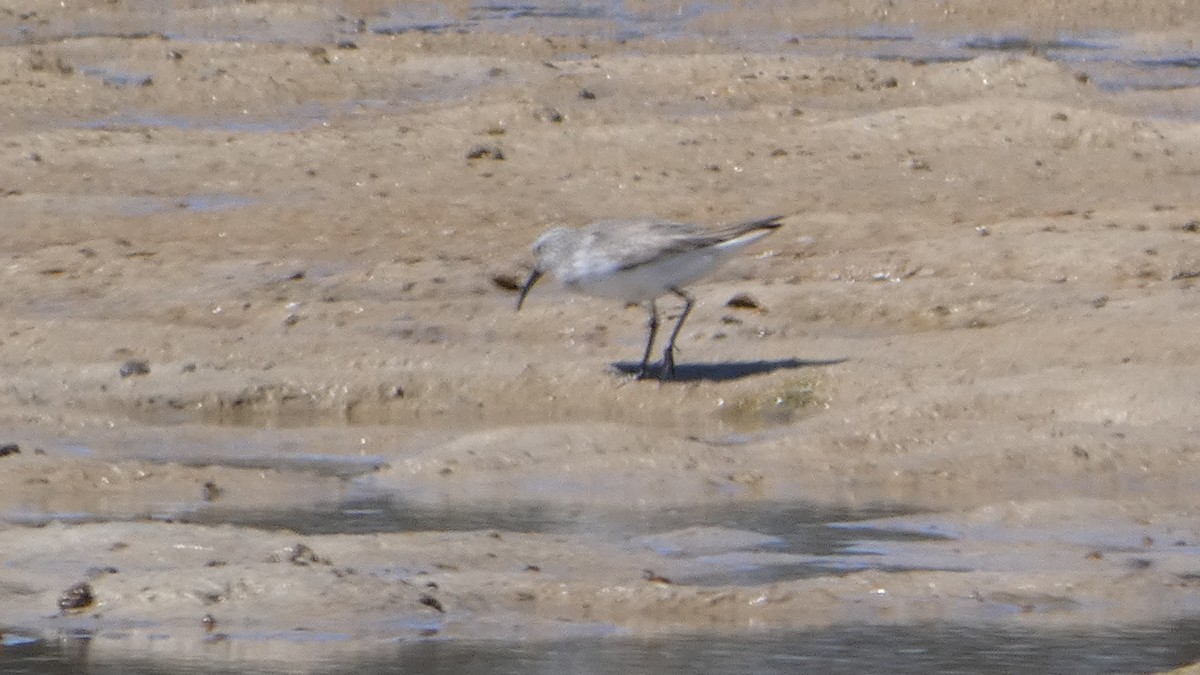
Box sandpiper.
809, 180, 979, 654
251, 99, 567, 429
516, 215, 784, 379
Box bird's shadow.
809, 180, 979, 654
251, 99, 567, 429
612, 357, 847, 383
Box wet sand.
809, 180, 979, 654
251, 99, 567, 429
1, 1, 1200, 671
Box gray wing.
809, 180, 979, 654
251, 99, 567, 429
582, 216, 784, 272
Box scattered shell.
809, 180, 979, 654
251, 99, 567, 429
419, 594, 445, 613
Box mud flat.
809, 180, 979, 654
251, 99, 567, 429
1, 1, 1200, 672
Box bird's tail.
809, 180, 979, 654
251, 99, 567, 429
727, 215, 785, 235
708, 215, 786, 249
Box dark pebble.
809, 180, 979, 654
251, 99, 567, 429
202, 480, 222, 502
642, 569, 673, 584
119, 359, 151, 378
419, 594, 445, 613
58, 582, 95, 612
534, 106, 564, 123
725, 293, 763, 311
289, 543, 331, 566
490, 273, 521, 291
466, 144, 504, 160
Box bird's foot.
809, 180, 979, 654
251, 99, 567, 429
659, 351, 677, 380
633, 359, 654, 380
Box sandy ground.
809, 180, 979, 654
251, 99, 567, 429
1, 0, 1200, 669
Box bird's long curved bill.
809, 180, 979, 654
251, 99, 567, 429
515, 269, 543, 310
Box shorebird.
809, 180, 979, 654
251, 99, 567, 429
516, 215, 784, 379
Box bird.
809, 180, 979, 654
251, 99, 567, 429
515, 215, 784, 379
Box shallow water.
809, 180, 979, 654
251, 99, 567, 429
6, 1, 1198, 107
1, 498, 944, 587
5, 617, 1200, 674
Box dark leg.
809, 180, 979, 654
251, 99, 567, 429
660, 288, 694, 379
636, 299, 659, 379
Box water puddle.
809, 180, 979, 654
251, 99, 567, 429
365, 5, 1200, 95
78, 65, 154, 88
359, 5, 1200, 96
369, 1, 705, 43
72, 94, 474, 133
4, 617, 1200, 674
122, 192, 256, 216
1, 498, 947, 587
75, 108, 329, 133
4, 2, 1197, 99
9, 192, 256, 218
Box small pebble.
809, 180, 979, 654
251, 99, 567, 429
642, 569, 673, 584
119, 359, 151, 378
419, 594, 445, 613
466, 144, 505, 160
725, 293, 764, 311
58, 582, 95, 612
202, 480, 222, 502
490, 273, 521, 291
533, 106, 564, 123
